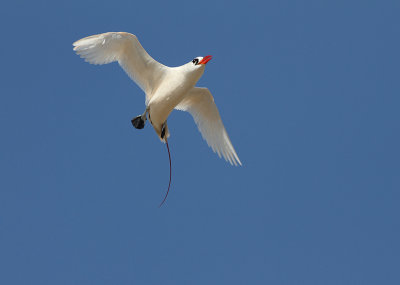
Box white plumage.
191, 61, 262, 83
73, 32, 241, 166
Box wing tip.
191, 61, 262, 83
235, 158, 242, 166
227, 152, 242, 167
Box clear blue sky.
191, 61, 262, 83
0, 0, 399, 284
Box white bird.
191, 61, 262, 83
73, 32, 241, 205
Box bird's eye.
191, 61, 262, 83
192, 58, 199, 65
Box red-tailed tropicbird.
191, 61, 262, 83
73, 32, 241, 205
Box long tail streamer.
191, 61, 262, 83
159, 137, 172, 207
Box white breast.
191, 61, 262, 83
147, 67, 203, 128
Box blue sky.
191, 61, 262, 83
0, 0, 399, 284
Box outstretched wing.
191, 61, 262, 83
175, 87, 241, 166
73, 32, 167, 102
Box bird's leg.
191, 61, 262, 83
161, 122, 167, 139
131, 108, 148, 129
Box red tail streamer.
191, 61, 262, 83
159, 137, 172, 207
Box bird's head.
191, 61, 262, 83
191, 55, 212, 67
185, 55, 212, 80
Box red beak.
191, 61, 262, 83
198, 55, 212, 65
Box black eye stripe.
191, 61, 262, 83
192, 58, 199, 65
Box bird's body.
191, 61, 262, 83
146, 64, 206, 139
73, 32, 241, 166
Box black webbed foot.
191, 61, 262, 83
131, 116, 145, 129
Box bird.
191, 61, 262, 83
73, 32, 241, 205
